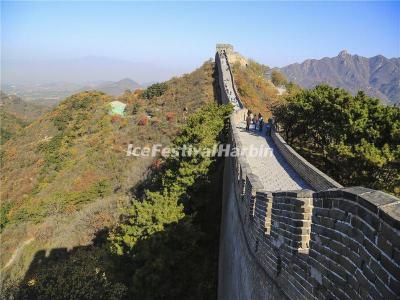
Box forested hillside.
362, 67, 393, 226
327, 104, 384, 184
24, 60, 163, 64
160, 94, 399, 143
0, 60, 220, 297
0, 93, 49, 143
0, 110, 26, 144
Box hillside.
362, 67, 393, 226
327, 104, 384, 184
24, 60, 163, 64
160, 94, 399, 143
280, 51, 400, 105
0, 60, 218, 290
0, 110, 26, 144
0, 93, 49, 143
231, 60, 285, 118
0, 93, 49, 122
92, 78, 141, 96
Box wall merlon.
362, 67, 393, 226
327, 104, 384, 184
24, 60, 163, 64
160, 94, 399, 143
247, 173, 264, 191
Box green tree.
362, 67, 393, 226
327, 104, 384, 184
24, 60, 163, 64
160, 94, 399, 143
273, 85, 400, 196
140, 83, 168, 100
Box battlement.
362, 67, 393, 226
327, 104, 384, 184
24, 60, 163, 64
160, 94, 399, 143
216, 47, 400, 300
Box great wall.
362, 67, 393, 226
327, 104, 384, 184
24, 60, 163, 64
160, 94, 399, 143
216, 44, 400, 300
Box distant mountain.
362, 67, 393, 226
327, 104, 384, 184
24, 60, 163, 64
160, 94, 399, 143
280, 51, 400, 105
81, 78, 142, 96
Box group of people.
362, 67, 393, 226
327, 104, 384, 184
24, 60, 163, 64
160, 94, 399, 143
246, 110, 264, 132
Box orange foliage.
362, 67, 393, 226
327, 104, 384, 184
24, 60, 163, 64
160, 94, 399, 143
111, 115, 121, 123
138, 116, 148, 126
133, 89, 143, 96
232, 64, 282, 119
165, 112, 176, 122
72, 170, 100, 192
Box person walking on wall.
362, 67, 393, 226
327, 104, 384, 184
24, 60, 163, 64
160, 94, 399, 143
253, 114, 259, 131
246, 110, 252, 131
258, 113, 264, 133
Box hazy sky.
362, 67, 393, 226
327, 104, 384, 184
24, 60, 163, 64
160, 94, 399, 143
2, 1, 399, 83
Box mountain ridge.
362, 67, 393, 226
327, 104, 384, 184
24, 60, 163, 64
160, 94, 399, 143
279, 51, 400, 105
79, 78, 142, 96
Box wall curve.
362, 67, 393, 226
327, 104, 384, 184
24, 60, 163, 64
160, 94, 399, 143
271, 130, 342, 191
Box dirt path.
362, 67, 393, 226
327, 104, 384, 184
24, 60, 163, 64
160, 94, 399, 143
2, 237, 34, 270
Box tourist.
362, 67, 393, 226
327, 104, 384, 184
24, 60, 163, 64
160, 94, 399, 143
246, 110, 252, 131
253, 114, 259, 131
258, 113, 264, 132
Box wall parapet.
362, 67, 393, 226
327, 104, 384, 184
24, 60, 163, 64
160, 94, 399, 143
271, 128, 342, 191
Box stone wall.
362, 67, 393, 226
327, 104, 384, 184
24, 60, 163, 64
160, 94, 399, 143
220, 124, 400, 299
217, 47, 400, 299
271, 130, 342, 191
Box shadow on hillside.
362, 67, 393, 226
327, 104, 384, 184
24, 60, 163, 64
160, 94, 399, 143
9, 158, 225, 300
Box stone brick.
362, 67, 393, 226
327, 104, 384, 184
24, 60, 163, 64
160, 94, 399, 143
357, 190, 399, 214
334, 220, 353, 235
377, 235, 394, 258
363, 237, 381, 258
338, 199, 358, 214
381, 222, 400, 249
375, 277, 397, 299
338, 254, 357, 274
329, 208, 347, 221
341, 186, 373, 201
357, 205, 380, 230
380, 254, 400, 278
380, 202, 400, 230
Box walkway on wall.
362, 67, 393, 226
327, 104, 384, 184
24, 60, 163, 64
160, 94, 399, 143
219, 50, 311, 192
235, 121, 310, 191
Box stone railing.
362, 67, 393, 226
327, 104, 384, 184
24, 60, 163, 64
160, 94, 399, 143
217, 46, 400, 299
271, 129, 342, 191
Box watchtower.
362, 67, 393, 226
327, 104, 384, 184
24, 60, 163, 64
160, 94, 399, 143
216, 43, 234, 54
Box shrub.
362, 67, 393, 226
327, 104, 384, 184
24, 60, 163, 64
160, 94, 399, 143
140, 83, 168, 100
111, 115, 121, 123
0, 202, 12, 232
137, 116, 148, 126
165, 112, 176, 122
131, 102, 141, 115
271, 70, 288, 86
